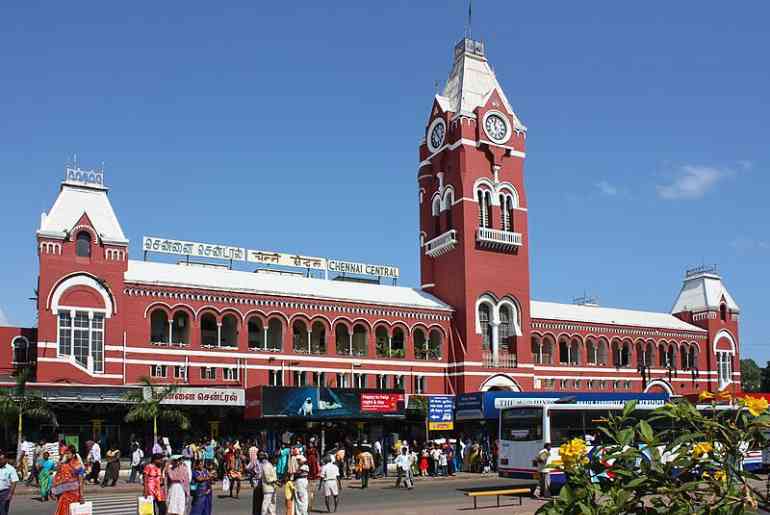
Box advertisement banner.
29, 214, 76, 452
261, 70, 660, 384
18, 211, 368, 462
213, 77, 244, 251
261, 387, 405, 419
428, 396, 455, 431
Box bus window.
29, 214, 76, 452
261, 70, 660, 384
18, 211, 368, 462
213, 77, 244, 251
501, 408, 543, 441
550, 409, 585, 445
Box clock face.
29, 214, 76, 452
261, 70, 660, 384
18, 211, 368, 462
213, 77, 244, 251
484, 113, 509, 143
429, 120, 445, 151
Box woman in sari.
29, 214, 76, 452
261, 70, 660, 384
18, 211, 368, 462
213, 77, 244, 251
53, 445, 84, 515
190, 459, 213, 515
37, 451, 55, 501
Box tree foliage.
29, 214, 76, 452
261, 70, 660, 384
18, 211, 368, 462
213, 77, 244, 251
740, 359, 761, 392
537, 395, 770, 515
0, 368, 56, 453
124, 376, 190, 440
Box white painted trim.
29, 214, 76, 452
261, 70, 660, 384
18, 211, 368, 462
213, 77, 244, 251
479, 373, 521, 392
49, 274, 114, 317
644, 380, 674, 395
419, 138, 527, 167
37, 357, 122, 379
712, 329, 737, 353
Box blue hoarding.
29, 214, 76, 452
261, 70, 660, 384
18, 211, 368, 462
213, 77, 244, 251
428, 395, 455, 423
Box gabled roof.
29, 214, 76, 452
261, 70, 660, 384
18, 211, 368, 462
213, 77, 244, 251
531, 300, 705, 333
438, 38, 525, 129
38, 183, 128, 245
124, 260, 452, 312
671, 272, 740, 314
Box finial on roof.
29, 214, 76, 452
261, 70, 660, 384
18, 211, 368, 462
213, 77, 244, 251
465, 0, 473, 39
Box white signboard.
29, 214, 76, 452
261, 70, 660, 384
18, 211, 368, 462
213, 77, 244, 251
143, 387, 245, 406
247, 250, 326, 270
65, 167, 104, 188
143, 237, 246, 262
328, 259, 400, 279
493, 398, 667, 409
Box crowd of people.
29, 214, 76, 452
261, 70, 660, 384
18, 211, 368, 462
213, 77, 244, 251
0, 432, 498, 514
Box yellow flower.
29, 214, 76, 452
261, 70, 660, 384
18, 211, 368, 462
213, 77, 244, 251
715, 389, 732, 401
559, 438, 588, 469
698, 391, 715, 402
740, 395, 769, 417
713, 470, 726, 482
692, 442, 713, 459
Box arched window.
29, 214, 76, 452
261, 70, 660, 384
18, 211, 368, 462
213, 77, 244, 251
658, 344, 667, 367
542, 336, 554, 364
717, 352, 733, 388
499, 305, 515, 354
150, 309, 169, 343
689, 344, 698, 370
586, 338, 597, 365
76, 231, 91, 258
597, 338, 608, 366
445, 192, 454, 231
621, 341, 630, 367
293, 320, 309, 353
645, 342, 654, 367
335, 324, 351, 355
569, 338, 580, 365
12, 337, 29, 364
391, 327, 405, 358
220, 314, 238, 347
612, 339, 629, 367
680, 344, 689, 369
375, 326, 389, 357
200, 313, 218, 347
500, 195, 513, 232
635, 341, 644, 368
171, 311, 190, 345
667, 345, 676, 369
428, 329, 442, 359
559, 337, 570, 364
414, 329, 428, 360
352, 324, 368, 356
310, 321, 326, 354
267, 318, 283, 351
248, 317, 264, 350
432, 196, 442, 236
720, 303, 727, 321
477, 190, 491, 228
479, 303, 492, 351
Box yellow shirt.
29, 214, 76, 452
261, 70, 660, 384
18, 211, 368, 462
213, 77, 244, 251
284, 480, 296, 499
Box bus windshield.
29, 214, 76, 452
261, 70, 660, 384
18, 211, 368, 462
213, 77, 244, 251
501, 407, 543, 441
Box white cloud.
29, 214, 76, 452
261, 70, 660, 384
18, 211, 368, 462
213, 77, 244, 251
595, 181, 618, 196
0, 307, 10, 327
656, 165, 732, 200
730, 236, 770, 254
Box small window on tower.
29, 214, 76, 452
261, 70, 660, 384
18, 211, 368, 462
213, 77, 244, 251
76, 231, 91, 257
720, 303, 727, 321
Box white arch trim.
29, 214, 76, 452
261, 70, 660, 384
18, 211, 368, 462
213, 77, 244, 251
480, 374, 521, 392
712, 329, 736, 353
49, 274, 114, 318
644, 380, 674, 396
474, 295, 497, 334
496, 298, 523, 336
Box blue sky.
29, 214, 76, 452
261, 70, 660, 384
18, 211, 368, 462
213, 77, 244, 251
1, 2, 768, 361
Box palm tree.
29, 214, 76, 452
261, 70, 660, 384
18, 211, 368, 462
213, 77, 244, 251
0, 367, 57, 459
124, 377, 190, 445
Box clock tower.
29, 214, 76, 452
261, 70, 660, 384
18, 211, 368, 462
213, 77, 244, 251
418, 38, 532, 393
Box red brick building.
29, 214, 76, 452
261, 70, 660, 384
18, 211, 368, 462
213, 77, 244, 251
2, 37, 741, 437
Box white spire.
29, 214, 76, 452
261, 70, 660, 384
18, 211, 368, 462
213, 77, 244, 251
436, 38, 525, 130
671, 266, 740, 314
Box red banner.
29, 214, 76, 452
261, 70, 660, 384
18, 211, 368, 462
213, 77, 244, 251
360, 393, 404, 413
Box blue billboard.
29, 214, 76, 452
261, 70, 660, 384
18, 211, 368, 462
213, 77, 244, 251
428, 395, 455, 429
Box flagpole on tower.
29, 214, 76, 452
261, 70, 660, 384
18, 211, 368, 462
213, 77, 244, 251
465, 0, 473, 39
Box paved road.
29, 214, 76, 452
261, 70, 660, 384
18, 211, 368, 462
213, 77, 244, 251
8, 475, 545, 515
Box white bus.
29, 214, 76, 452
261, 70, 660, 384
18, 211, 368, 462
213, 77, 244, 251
497, 402, 763, 487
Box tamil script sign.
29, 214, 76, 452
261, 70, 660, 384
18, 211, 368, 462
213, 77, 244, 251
143, 236, 399, 279
328, 259, 400, 279
143, 237, 246, 261
143, 387, 245, 407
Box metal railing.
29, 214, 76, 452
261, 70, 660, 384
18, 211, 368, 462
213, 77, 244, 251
476, 227, 522, 250
482, 350, 518, 368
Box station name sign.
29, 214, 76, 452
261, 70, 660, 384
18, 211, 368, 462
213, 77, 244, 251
143, 236, 399, 279
143, 387, 245, 406
64, 167, 104, 188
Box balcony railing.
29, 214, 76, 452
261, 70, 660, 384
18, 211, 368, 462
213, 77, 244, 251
482, 350, 518, 368
476, 227, 522, 251
425, 230, 458, 257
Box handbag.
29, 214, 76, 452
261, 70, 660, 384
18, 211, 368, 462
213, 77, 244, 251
69, 501, 93, 515
52, 479, 80, 496
222, 476, 231, 492
137, 496, 154, 515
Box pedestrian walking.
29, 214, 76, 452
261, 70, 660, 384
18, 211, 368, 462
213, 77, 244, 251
85, 440, 101, 485
355, 447, 374, 489
128, 442, 144, 483
259, 452, 278, 515
101, 444, 121, 487
534, 442, 552, 499
250, 451, 264, 515
190, 460, 213, 515
394, 447, 413, 489
294, 464, 310, 515
52, 446, 84, 515
166, 455, 190, 515
0, 453, 19, 515
37, 451, 55, 502
144, 453, 167, 515
320, 456, 340, 513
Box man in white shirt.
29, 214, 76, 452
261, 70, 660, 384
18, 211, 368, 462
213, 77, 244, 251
0, 452, 19, 515
320, 456, 340, 513
128, 442, 144, 483
86, 441, 102, 484
394, 447, 413, 490
534, 442, 552, 499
